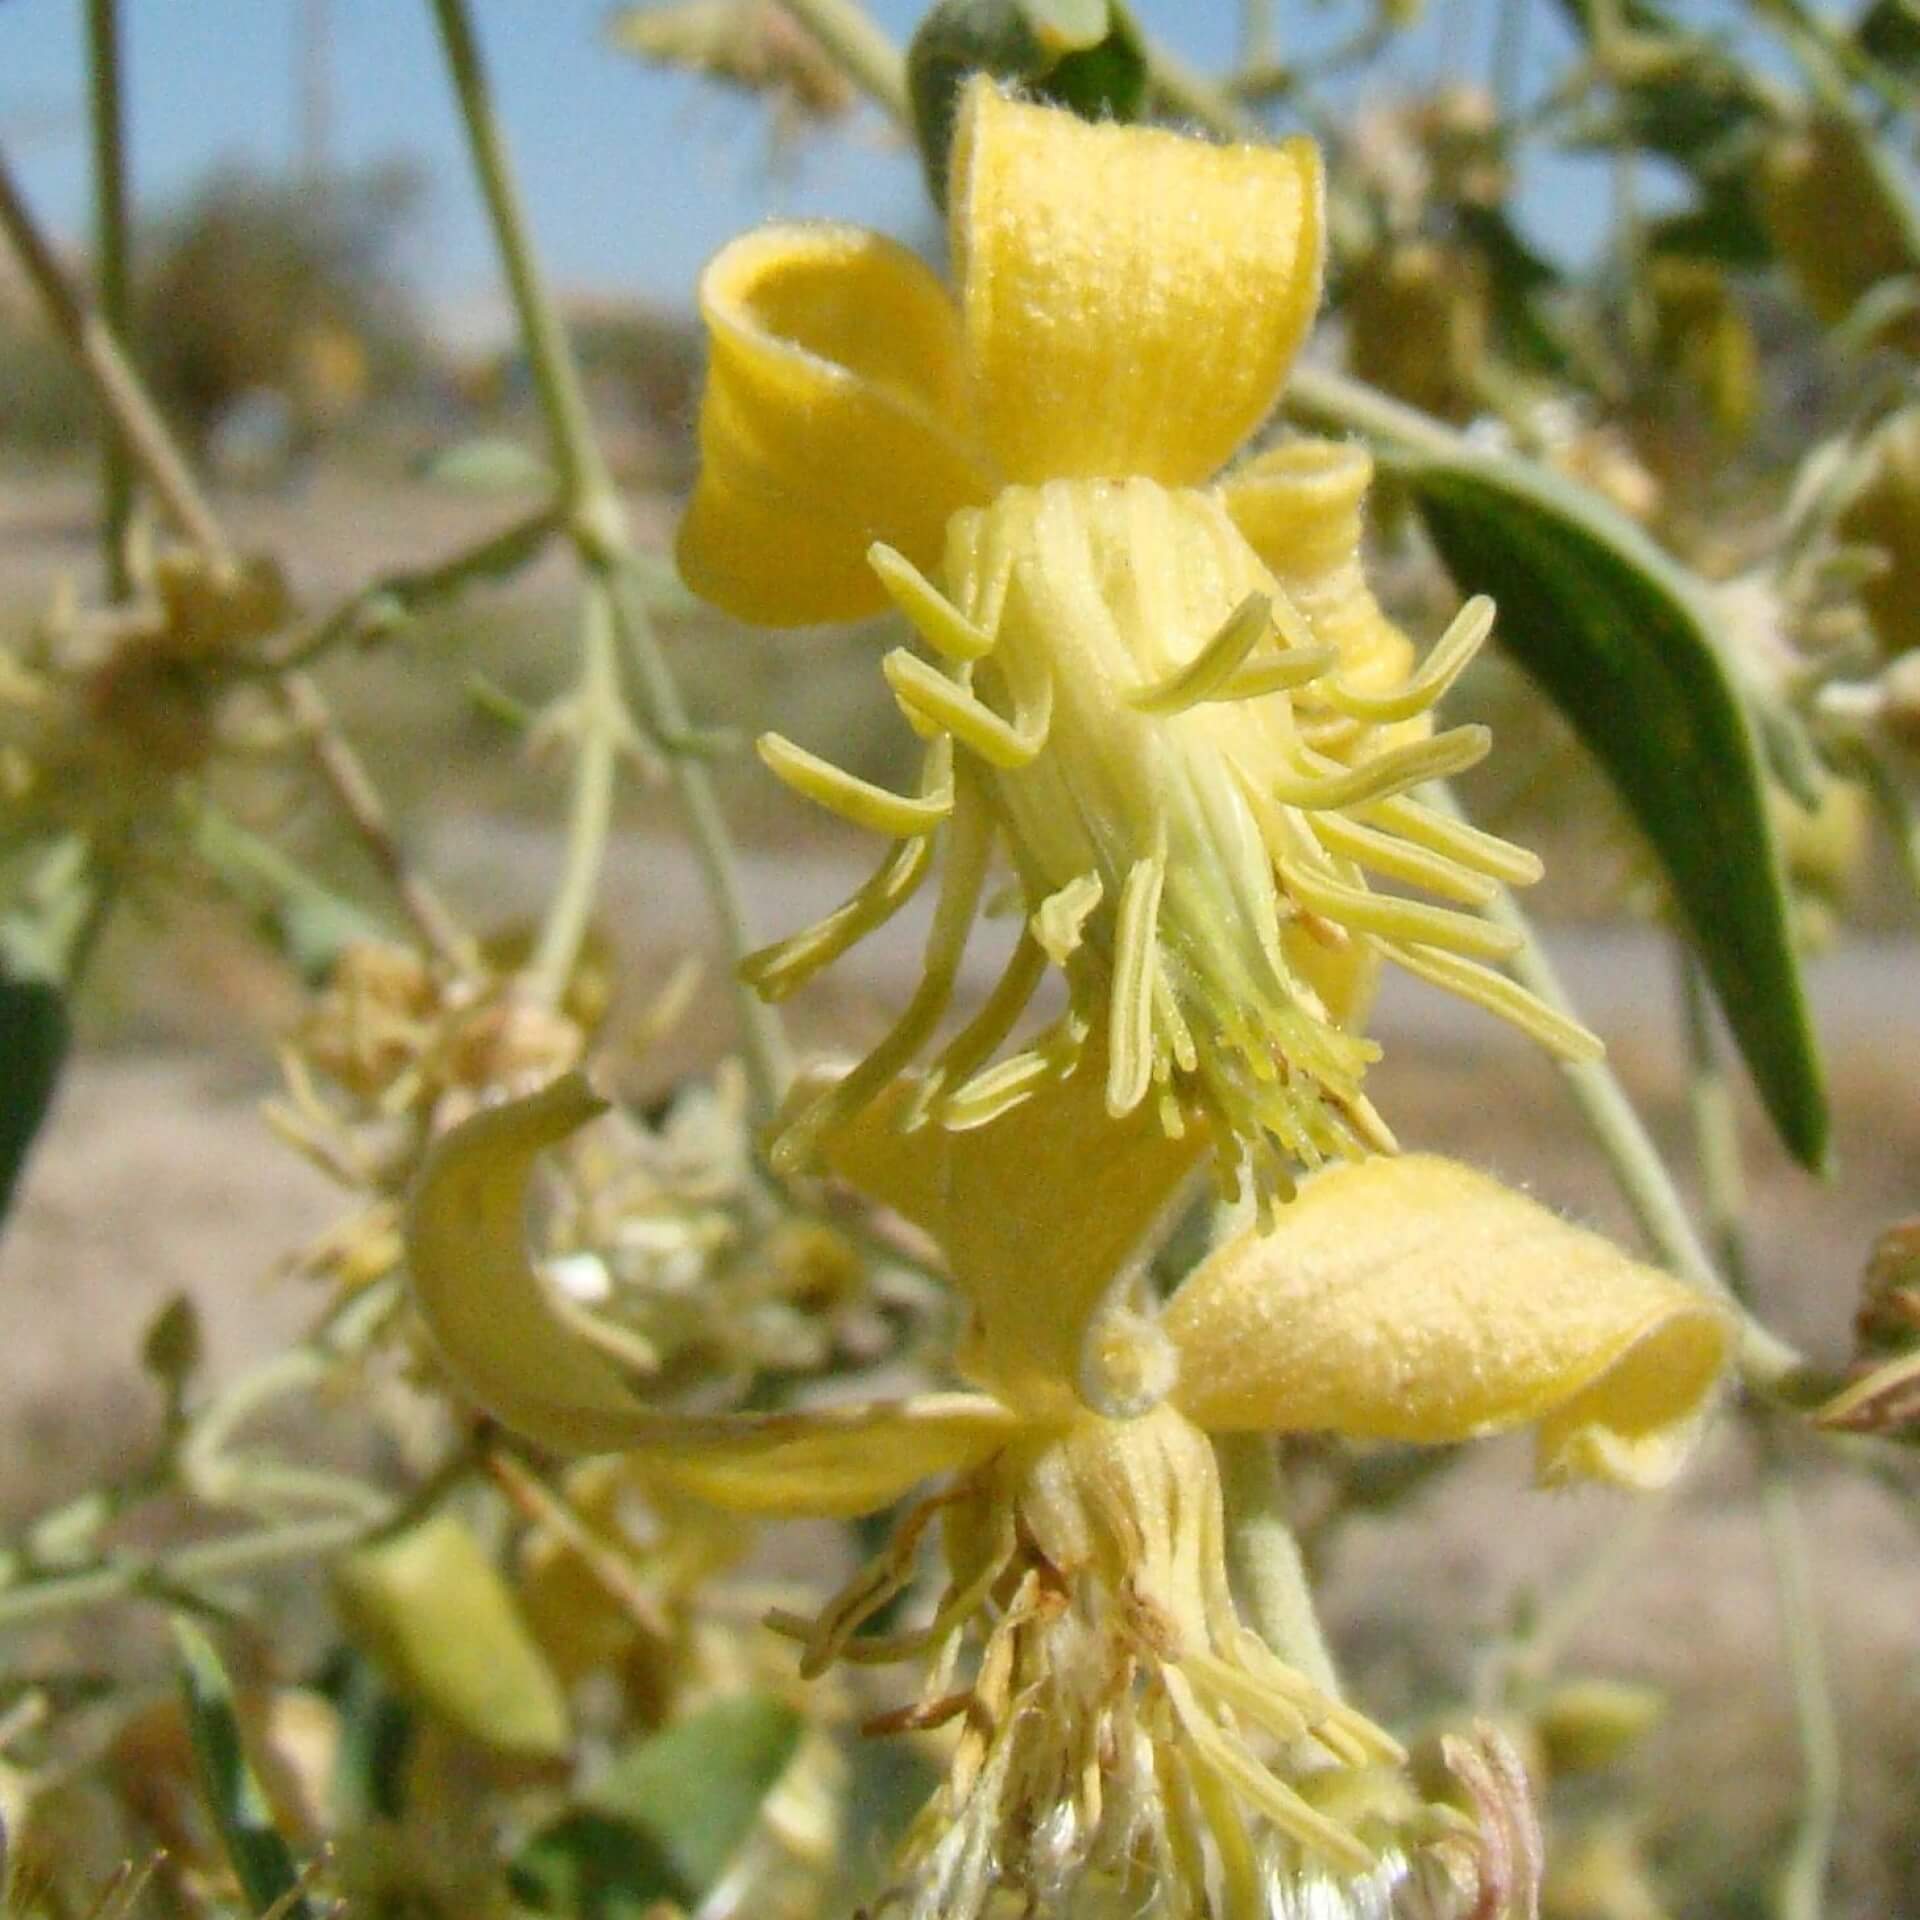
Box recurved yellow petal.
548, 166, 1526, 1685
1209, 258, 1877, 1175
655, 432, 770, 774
677, 225, 989, 624
950, 80, 1323, 487
404, 1073, 1012, 1512
817, 1045, 1207, 1408
1219, 439, 1415, 698
1163, 1154, 1729, 1488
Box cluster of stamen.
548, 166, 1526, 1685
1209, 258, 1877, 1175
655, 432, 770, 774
769, 1409, 1477, 1920
748, 477, 1595, 1203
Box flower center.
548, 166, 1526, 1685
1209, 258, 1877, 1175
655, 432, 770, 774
751, 472, 1598, 1201
779, 1406, 1452, 1920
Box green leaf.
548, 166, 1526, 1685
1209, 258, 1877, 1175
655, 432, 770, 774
907, 0, 1147, 205
331, 1513, 572, 1760
418, 436, 556, 496
1399, 451, 1830, 1169
512, 1695, 803, 1916
587, 1694, 804, 1889
0, 969, 67, 1226
172, 1619, 315, 1919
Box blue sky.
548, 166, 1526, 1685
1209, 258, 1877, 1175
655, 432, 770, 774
1, 0, 1607, 329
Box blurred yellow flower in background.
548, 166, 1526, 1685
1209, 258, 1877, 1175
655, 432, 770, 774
676, 78, 1593, 1204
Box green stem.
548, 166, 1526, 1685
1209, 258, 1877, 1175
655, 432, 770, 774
529, 581, 624, 1003
1144, 37, 1263, 142
0, 146, 228, 567
777, 0, 912, 125
1678, 949, 1753, 1297
1680, 941, 1840, 1920
279, 671, 476, 969
1763, 1466, 1842, 1920
0, 1516, 367, 1634
1215, 1434, 1340, 1697
1853, 746, 1920, 910
259, 502, 563, 674
428, 0, 611, 519
1492, 1487, 1672, 1704
430, 0, 790, 1112
1238, 0, 1277, 70
1284, 363, 1463, 461
605, 573, 792, 1112
85, 0, 135, 602
1491, 0, 1529, 115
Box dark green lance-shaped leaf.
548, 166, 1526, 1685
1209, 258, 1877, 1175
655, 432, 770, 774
1399, 451, 1829, 1169
0, 969, 67, 1224
511, 1695, 802, 1916
172, 1619, 315, 1918
907, 0, 1147, 205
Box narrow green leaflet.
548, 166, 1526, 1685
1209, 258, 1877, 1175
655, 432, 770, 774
1399, 451, 1829, 1169
172, 1620, 316, 1919
512, 1695, 802, 1916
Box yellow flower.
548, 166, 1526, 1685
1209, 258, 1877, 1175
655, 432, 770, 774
404, 1070, 1727, 1917
678, 80, 1593, 1203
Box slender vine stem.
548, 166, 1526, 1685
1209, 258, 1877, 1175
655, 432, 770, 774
429, 0, 790, 1114
1764, 1467, 1843, 1920
85, 0, 135, 602
529, 579, 624, 1002
0, 147, 228, 566
1680, 950, 1840, 1920
1215, 1434, 1341, 1697
603, 571, 791, 1101
0, 1515, 368, 1633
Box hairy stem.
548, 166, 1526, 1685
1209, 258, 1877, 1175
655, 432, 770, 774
1215, 1434, 1341, 1697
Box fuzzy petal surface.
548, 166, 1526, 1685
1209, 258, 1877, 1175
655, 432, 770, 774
404, 1073, 1012, 1512
950, 80, 1323, 487
818, 1047, 1207, 1407
1164, 1154, 1729, 1487
677, 225, 989, 623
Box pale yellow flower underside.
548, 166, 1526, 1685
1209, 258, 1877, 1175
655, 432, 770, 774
1165, 1153, 1731, 1488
